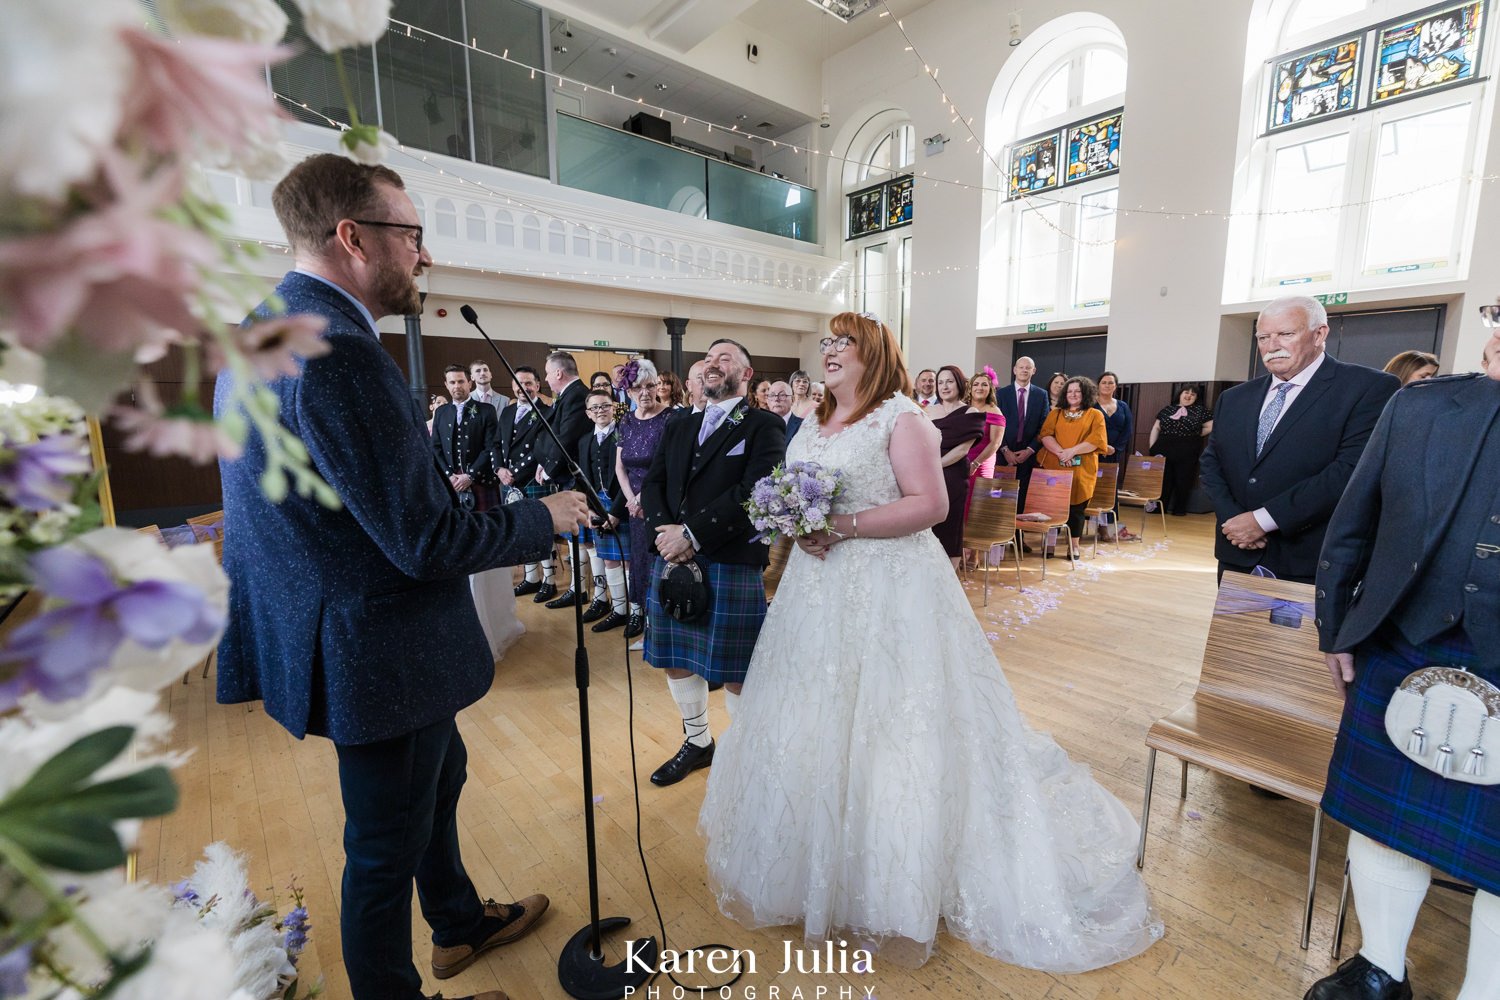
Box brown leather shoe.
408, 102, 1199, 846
431, 894, 550, 980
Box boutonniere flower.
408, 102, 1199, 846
727, 407, 747, 428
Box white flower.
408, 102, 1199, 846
158, 0, 288, 45
104, 906, 240, 1000
342, 126, 396, 165
293, 0, 392, 52
0, 0, 136, 204
0, 687, 173, 798
186, 843, 297, 998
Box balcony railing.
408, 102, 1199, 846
556, 113, 818, 244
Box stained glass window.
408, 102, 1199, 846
1008, 134, 1061, 199
1267, 38, 1362, 131
1372, 1, 1485, 104
885, 177, 914, 227
1064, 110, 1122, 183
848, 186, 885, 238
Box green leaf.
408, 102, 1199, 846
261, 467, 289, 503
62, 767, 179, 820
4, 726, 133, 807
0, 814, 125, 871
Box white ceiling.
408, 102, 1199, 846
544, 0, 935, 138
548, 14, 815, 138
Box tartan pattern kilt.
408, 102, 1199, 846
589, 492, 629, 557
644, 555, 766, 684
1321, 625, 1500, 895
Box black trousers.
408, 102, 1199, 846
1154, 437, 1202, 515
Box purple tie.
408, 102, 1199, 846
698, 405, 727, 446
1017, 387, 1027, 430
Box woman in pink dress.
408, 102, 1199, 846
964, 367, 1006, 513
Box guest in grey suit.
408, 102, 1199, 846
215, 153, 589, 1000
468, 359, 511, 412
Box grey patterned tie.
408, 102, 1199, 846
1256, 383, 1293, 456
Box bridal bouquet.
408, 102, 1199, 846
745, 461, 844, 543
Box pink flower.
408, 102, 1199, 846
111, 381, 240, 464
230, 314, 329, 380
0, 154, 216, 353
121, 28, 288, 158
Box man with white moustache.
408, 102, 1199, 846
1200, 294, 1397, 584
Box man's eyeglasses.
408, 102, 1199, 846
330, 219, 425, 252
767, 392, 791, 400
1481, 304, 1500, 327
819, 335, 853, 354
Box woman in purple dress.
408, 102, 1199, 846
926, 365, 986, 569
611, 359, 671, 639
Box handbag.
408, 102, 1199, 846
659, 559, 712, 624
1384, 666, 1500, 785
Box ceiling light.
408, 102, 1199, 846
801, 0, 879, 22
655, 83, 668, 91
1008, 12, 1022, 46
553, 45, 567, 53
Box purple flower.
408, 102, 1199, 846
171, 878, 201, 905
0, 547, 225, 709
0, 434, 90, 511
0, 942, 30, 998
282, 904, 310, 955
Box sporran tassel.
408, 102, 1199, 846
1464, 747, 1485, 777
1407, 726, 1427, 755
1436, 744, 1455, 775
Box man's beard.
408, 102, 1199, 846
702, 369, 741, 401
375, 258, 423, 316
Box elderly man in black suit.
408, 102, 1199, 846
537, 350, 592, 609
995, 355, 1051, 521
640, 338, 785, 786
1307, 313, 1500, 1000
431, 364, 498, 511
1199, 295, 1398, 584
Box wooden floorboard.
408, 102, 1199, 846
138, 515, 1471, 999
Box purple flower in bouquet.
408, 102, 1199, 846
0, 434, 91, 511
0, 943, 31, 997
0, 545, 224, 708
743, 461, 844, 543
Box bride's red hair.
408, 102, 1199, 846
816, 312, 912, 427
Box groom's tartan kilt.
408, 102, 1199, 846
1321, 625, 1500, 895
644, 555, 766, 684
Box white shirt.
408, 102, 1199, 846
594, 422, 616, 445
1251, 352, 1327, 534
915, 394, 939, 406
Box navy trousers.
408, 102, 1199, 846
335, 717, 486, 1000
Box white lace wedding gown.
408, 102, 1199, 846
698, 393, 1163, 972
470, 568, 524, 662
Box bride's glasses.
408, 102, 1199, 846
818, 335, 853, 354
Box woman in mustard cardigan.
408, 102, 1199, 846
1037, 375, 1108, 560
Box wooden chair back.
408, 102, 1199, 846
992, 465, 1017, 482
1120, 455, 1165, 502
1086, 464, 1118, 513
1019, 467, 1073, 523
187, 510, 225, 543
963, 477, 1019, 551
135, 524, 165, 543
1197, 576, 1344, 729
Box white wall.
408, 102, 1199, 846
812, 0, 1500, 382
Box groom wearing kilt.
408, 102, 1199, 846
1310, 321, 1500, 1000
640, 338, 785, 786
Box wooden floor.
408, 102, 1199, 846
137, 514, 1474, 1000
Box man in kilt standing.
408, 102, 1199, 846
496, 366, 557, 601
1310, 310, 1500, 1000
640, 338, 785, 786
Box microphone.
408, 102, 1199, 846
460, 304, 609, 525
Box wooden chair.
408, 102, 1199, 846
1084, 464, 1119, 557
1015, 468, 1075, 576
186, 510, 224, 543
762, 535, 794, 601
1136, 575, 1343, 949
1116, 455, 1167, 542
961, 477, 1023, 603
136, 524, 164, 543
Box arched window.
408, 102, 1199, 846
1225, 0, 1493, 299
980, 15, 1128, 327
843, 112, 916, 350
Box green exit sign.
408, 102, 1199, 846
1026, 323, 1049, 333
1314, 292, 1348, 306
592, 339, 610, 347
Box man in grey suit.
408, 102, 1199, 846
1309, 314, 1500, 1000
469, 360, 510, 412
215, 153, 589, 1000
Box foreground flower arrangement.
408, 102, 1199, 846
0, 0, 394, 994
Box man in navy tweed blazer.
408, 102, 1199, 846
215, 153, 589, 1000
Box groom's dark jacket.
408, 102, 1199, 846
641, 399, 784, 567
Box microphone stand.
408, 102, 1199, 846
460, 305, 656, 1000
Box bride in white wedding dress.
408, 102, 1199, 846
699, 313, 1162, 973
